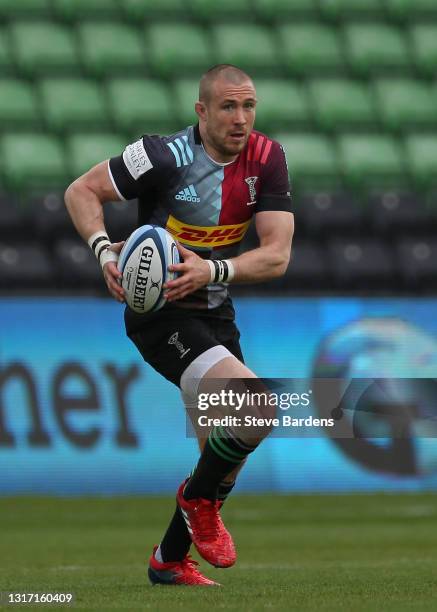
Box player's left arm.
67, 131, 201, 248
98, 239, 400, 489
229, 209, 294, 282
165, 211, 293, 301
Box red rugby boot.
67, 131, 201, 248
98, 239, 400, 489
148, 546, 220, 586
176, 482, 236, 568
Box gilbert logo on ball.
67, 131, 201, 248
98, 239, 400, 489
118, 225, 179, 314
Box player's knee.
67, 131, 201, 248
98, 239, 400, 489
226, 377, 276, 445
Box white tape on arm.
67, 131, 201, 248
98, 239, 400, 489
87, 230, 118, 269
207, 259, 235, 283
206, 260, 216, 284
88, 230, 110, 253
100, 248, 119, 268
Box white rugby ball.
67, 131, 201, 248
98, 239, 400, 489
117, 225, 179, 314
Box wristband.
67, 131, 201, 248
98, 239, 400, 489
87, 230, 118, 269
206, 259, 235, 284
206, 260, 216, 283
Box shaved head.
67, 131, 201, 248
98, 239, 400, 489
199, 64, 253, 104
195, 64, 257, 162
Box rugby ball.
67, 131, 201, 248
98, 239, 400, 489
117, 225, 179, 314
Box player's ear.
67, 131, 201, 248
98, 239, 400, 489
195, 101, 207, 121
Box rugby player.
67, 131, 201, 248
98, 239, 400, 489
65, 64, 294, 586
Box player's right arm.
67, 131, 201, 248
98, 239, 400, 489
64, 160, 125, 302
65, 135, 174, 302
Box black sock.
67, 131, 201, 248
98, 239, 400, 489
159, 504, 192, 563
217, 479, 235, 504
183, 426, 257, 501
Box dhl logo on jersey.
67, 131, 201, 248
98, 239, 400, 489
166, 215, 250, 248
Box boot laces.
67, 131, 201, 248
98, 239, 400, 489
194, 499, 221, 541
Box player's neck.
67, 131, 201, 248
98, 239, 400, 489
199, 128, 239, 165
201, 144, 235, 166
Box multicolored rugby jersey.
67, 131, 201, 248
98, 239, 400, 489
109, 124, 292, 312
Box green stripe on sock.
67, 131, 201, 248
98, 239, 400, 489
217, 425, 257, 452
210, 430, 247, 461
208, 435, 242, 464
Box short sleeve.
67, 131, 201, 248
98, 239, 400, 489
256, 140, 292, 213
108, 135, 175, 201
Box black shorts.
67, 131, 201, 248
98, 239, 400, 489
126, 297, 244, 387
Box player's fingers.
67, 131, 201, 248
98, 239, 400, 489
176, 242, 192, 258
108, 241, 125, 254
164, 274, 188, 289
109, 285, 125, 303
167, 288, 190, 302
104, 271, 125, 301
165, 280, 194, 301
105, 261, 123, 281
167, 262, 187, 274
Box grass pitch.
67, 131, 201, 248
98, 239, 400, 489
1, 494, 437, 611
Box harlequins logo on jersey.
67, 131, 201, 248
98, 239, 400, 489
245, 176, 258, 206
168, 332, 191, 358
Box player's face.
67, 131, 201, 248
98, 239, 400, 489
199, 78, 257, 163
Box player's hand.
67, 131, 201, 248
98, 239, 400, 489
164, 243, 210, 301
102, 241, 125, 303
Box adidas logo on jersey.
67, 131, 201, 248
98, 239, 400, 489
175, 184, 200, 203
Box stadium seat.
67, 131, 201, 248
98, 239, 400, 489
66, 133, 127, 179
253, 80, 310, 132
54, 239, 104, 288
368, 191, 429, 235
374, 79, 437, 132
104, 201, 138, 243
0, 193, 23, 239
0, 242, 54, 288
297, 191, 363, 237
328, 239, 395, 288
0, 133, 68, 190
253, 0, 318, 23
386, 0, 437, 22
344, 24, 410, 75
122, 0, 188, 22
338, 134, 405, 189
319, 0, 384, 21
397, 238, 437, 290
212, 25, 278, 74
25, 192, 75, 240
280, 241, 329, 290
410, 25, 437, 77
173, 79, 201, 126
39, 78, 109, 132
275, 133, 340, 188
0, 0, 51, 19
405, 135, 437, 189
188, 0, 252, 22
308, 79, 377, 131
0, 79, 40, 130
78, 23, 146, 77
9, 22, 79, 76
107, 78, 176, 137
52, 0, 119, 21
0, 30, 11, 75
147, 24, 212, 77
278, 24, 345, 76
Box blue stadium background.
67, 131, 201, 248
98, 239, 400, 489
3, 297, 437, 495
